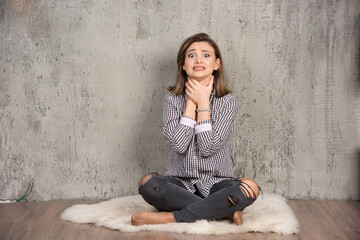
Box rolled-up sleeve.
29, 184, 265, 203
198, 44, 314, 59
162, 94, 196, 154
195, 96, 238, 157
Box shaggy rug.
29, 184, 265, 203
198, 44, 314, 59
60, 193, 299, 235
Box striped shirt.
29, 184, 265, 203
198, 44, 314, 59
162, 89, 238, 197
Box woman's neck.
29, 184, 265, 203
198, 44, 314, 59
192, 76, 209, 83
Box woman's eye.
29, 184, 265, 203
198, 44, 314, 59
204, 53, 210, 57
188, 53, 194, 58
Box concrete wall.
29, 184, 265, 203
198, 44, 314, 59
0, 0, 359, 201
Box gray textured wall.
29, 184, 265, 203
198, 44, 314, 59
0, 0, 359, 201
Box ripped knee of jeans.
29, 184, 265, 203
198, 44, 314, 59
236, 178, 260, 199
138, 172, 158, 189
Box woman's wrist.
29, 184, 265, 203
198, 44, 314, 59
186, 98, 197, 109
196, 100, 210, 123
197, 100, 210, 109
197, 110, 210, 123
184, 98, 197, 120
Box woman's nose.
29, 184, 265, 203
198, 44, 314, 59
195, 56, 202, 63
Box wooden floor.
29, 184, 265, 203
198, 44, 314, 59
0, 199, 359, 240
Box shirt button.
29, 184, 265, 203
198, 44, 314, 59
193, 156, 197, 159
193, 169, 197, 173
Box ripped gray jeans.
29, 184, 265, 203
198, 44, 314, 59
138, 173, 261, 223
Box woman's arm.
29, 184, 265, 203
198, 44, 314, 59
184, 98, 197, 120
195, 96, 238, 157
185, 76, 238, 157
162, 94, 196, 154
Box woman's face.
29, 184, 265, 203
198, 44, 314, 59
183, 41, 220, 82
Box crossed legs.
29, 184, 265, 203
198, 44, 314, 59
131, 173, 260, 226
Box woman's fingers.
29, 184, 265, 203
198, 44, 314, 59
185, 89, 197, 103
185, 81, 195, 93
186, 76, 213, 103
187, 78, 198, 89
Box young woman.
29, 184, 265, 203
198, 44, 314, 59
131, 33, 261, 226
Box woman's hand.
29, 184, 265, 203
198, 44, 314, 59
185, 75, 214, 108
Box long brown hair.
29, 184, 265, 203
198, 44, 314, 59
168, 33, 232, 98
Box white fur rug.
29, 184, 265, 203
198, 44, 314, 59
60, 193, 299, 235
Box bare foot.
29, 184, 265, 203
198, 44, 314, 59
131, 211, 175, 226
228, 210, 243, 225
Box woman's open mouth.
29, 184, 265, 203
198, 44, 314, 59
193, 66, 205, 71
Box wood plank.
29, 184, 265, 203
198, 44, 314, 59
318, 201, 360, 240
0, 201, 39, 239
288, 200, 360, 240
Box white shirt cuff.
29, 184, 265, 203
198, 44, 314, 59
195, 124, 212, 134
180, 117, 196, 128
